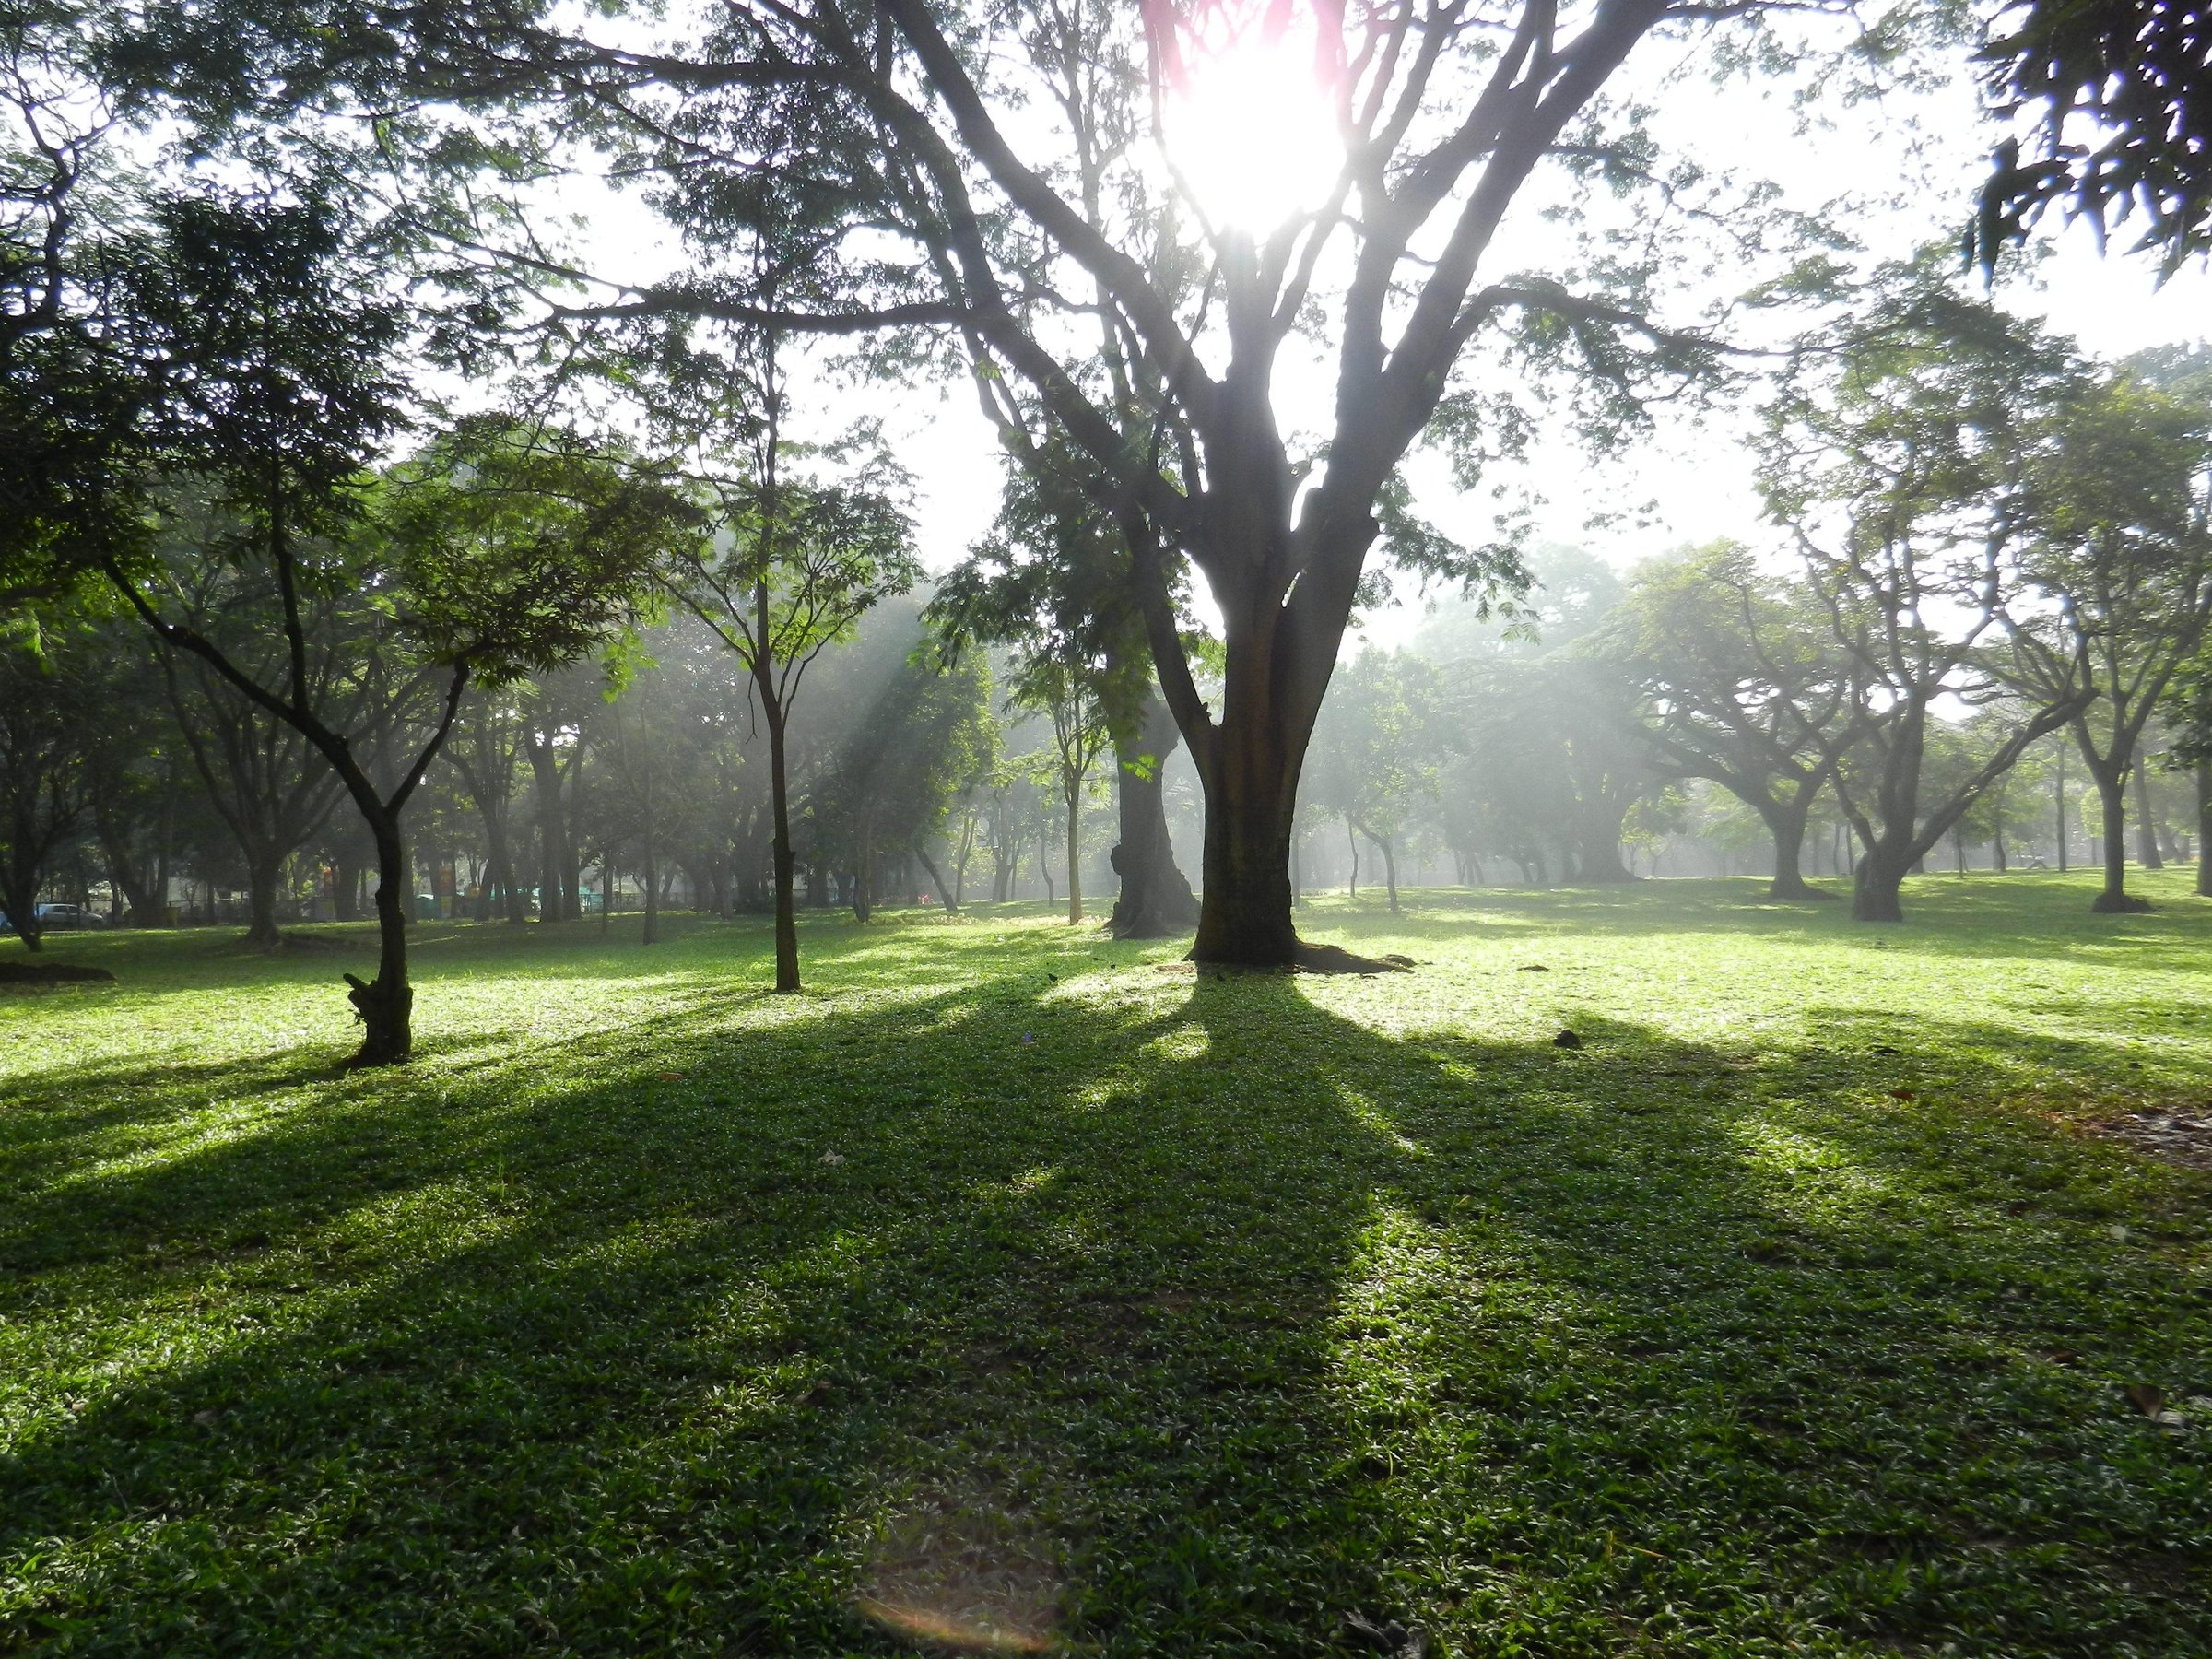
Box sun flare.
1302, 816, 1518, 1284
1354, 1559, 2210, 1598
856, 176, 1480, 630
1159, 21, 1344, 235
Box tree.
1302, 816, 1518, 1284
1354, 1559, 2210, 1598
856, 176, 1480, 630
1760, 266, 2090, 922
124, 410, 686, 1062
1598, 542, 1853, 900
2000, 370, 2212, 912
670, 469, 919, 988
1446, 656, 1649, 887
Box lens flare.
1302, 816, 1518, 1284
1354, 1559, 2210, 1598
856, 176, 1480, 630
1160, 16, 1344, 234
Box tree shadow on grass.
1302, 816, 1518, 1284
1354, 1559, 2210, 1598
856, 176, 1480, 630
0, 968, 2206, 1655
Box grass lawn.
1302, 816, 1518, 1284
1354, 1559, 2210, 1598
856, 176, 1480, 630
1, 872, 2207, 1656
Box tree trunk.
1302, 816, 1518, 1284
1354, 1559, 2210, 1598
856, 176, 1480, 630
2091, 771, 2148, 912
0, 874, 41, 951
345, 814, 413, 1066
485, 811, 526, 924
1574, 798, 1637, 883
1852, 843, 1909, 923
913, 841, 956, 913
1180, 635, 1307, 965
2054, 747, 2069, 872
1106, 699, 1199, 939
1377, 833, 1399, 912
1759, 790, 1827, 900
2197, 763, 2212, 898
1994, 827, 2007, 874
1064, 779, 1083, 924
766, 700, 800, 990
852, 801, 876, 924
244, 850, 283, 950
1346, 818, 1359, 897
2134, 765, 2165, 870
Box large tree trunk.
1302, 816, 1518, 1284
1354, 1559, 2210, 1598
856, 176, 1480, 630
243, 850, 283, 950
1852, 842, 1910, 923
1106, 698, 1199, 939
852, 801, 876, 924
1183, 631, 1306, 965
2134, 765, 2165, 870
0, 869, 41, 951
484, 810, 526, 924
1575, 796, 1637, 883
345, 814, 413, 1066
2091, 770, 2148, 913
1376, 831, 1399, 912
1759, 788, 1830, 900
92, 807, 161, 925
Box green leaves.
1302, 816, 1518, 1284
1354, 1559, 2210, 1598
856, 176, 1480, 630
384, 417, 703, 686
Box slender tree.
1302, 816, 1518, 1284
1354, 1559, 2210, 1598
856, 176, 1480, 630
669, 465, 919, 989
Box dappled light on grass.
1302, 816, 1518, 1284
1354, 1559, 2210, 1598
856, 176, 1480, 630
0, 874, 2207, 1652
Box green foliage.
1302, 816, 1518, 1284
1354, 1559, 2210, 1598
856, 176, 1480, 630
0, 881, 2207, 1652
384, 418, 700, 686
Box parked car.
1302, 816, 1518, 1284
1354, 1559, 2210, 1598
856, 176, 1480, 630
31, 903, 108, 930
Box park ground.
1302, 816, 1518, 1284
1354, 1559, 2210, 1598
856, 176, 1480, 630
0, 874, 2207, 1656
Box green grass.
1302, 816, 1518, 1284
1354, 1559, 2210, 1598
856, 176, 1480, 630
1, 873, 2206, 1656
